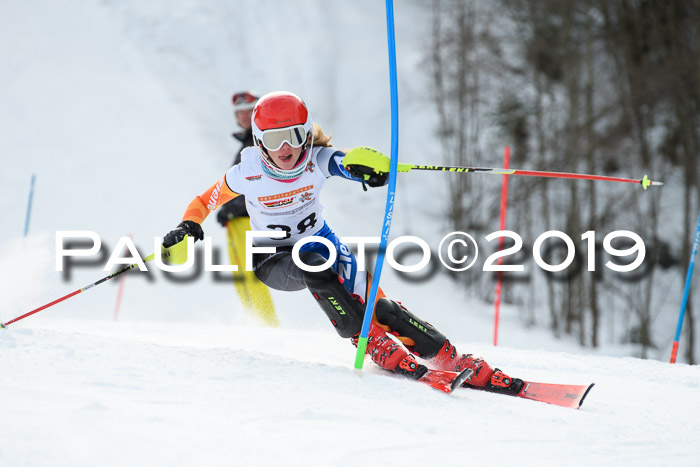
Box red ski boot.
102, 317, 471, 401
373, 298, 522, 392
482, 368, 524, 395
431, 341, 524, 393
355, 322, 427, 378
354, 323, 471, 393
429, 339, 494, 387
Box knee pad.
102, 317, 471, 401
300, 252, 365, 338
375, 298, 447, 358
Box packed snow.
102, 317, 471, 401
3, 320, 700, 466
1, 1, 698, 466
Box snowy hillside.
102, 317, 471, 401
2, 320, 699, 466
1, 1, 699, 466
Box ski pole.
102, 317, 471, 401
394, 163, 663, 189
354, 0, 400, 369
670, 211, 700, 363
1, 252, 155, 329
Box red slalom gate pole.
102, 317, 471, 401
493, 146, 510, 346
112, 267, 128, 321
112, 234, 133, 321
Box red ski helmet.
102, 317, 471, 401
231, 90, 259, 112
252, 91, 313, 181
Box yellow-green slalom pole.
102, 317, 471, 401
341, 152, 663, 190
395, 163, 662, 189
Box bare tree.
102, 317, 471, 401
426, 0, 700, 361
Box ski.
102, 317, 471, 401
417, 368, 473, 394
517, 381, 595, 409
465, 380, 595, 409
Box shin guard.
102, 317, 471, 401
374, 298, 447, 358
302, 253, 364, 338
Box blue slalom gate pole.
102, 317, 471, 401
354, 0, 400, 369
23, 174, 36, 237
670, 211, 700, 363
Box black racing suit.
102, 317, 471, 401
218, 129, 254, 221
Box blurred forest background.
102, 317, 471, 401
426, 0, 699, 361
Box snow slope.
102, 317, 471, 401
1, 1, 699, 466
2, 321, 699, 467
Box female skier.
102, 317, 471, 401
162, 91, 522, 394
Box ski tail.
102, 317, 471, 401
577, 383, 595, 408
418, 368, 473, 394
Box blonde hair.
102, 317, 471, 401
312, 123, 333, 147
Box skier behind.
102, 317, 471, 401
216, 90, 260, 227
162, 91, 523, 394
230, 90, 259, 165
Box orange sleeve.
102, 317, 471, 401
182, 175, 240, 224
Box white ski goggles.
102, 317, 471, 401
259, 125, 308, 152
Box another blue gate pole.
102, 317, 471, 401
354, 0, 400, 369
23, 174, 36, 237
670, 211, 700, 363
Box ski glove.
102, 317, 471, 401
342, 147, 392, 191
345, 164, 389, 191
162, 220, 204, 248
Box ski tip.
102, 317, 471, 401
451, 368, 473, 393
578, 383, 595, 408
0, 322, 6, 329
